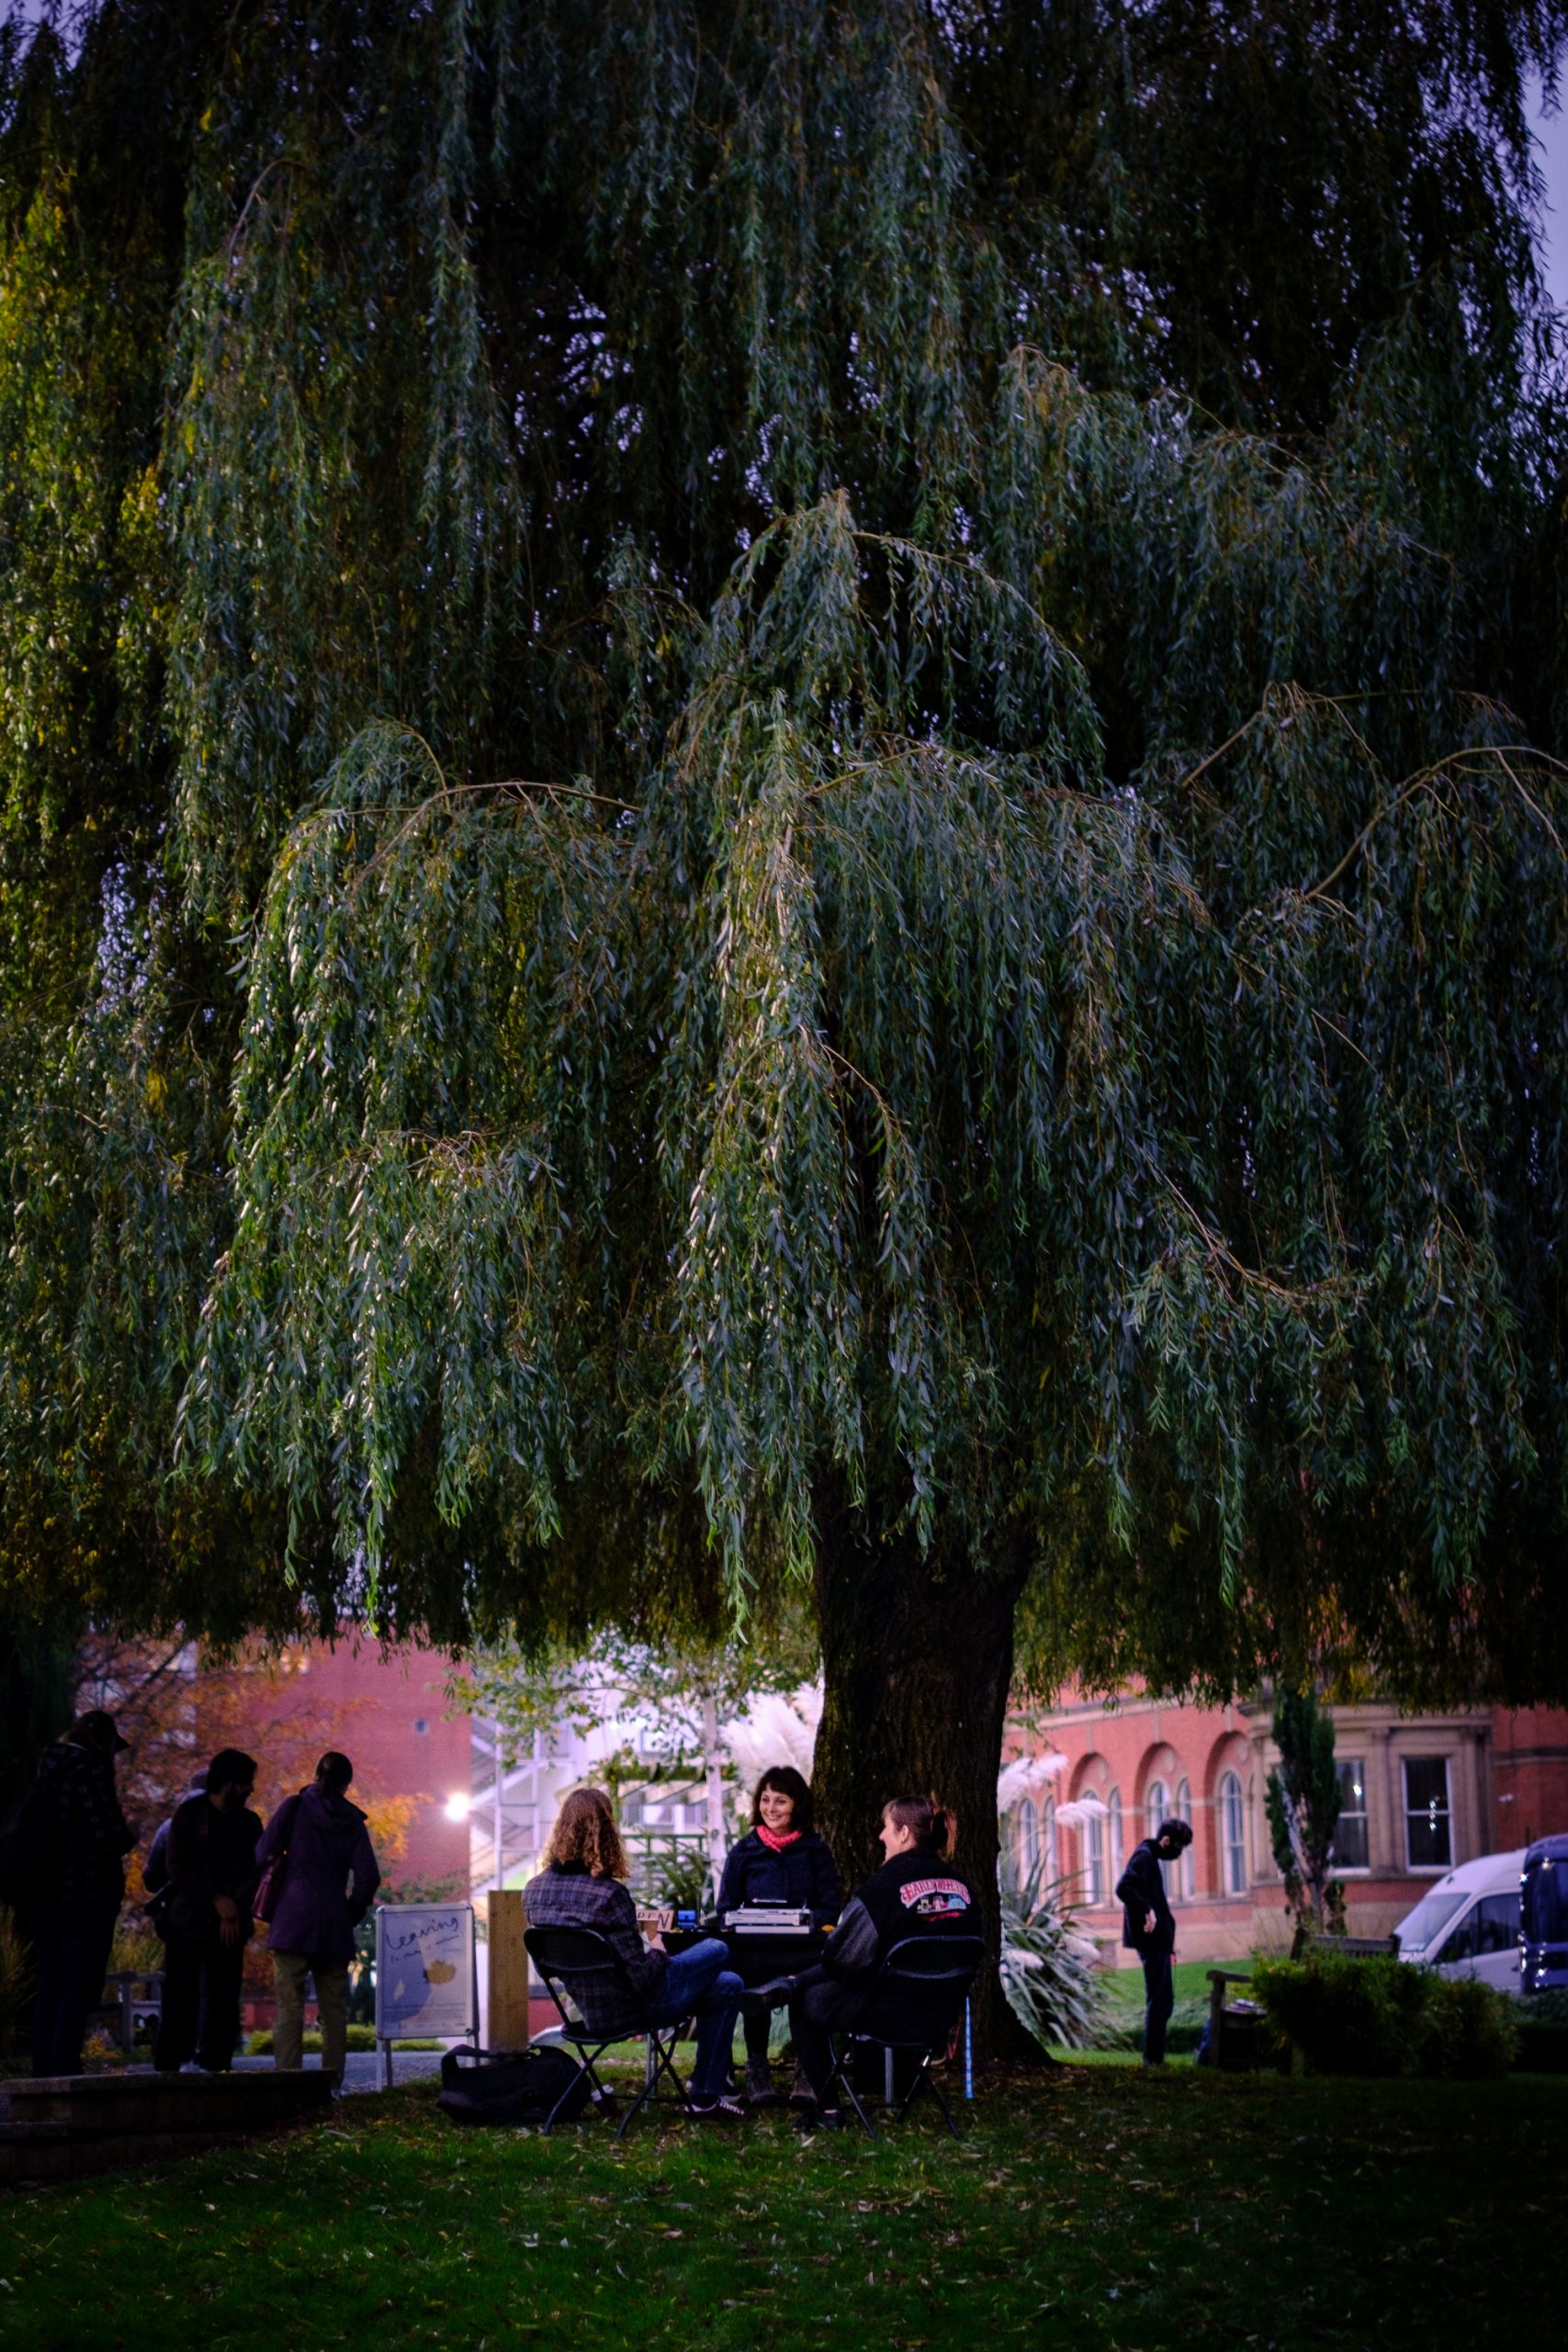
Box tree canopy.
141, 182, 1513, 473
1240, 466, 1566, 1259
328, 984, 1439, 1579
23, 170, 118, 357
3, 0, 1568, 1745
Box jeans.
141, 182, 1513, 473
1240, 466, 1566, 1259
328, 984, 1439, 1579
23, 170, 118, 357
272, 1951, 351, 2075
154, 1933, 246, 2072
784, 1965, 852, 2102
639, 1938, 743, 2100
1142, 1948, 1175, 2065
28, 1900, 118, 2076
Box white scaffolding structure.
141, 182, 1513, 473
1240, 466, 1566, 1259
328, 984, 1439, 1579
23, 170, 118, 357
468, 1720, 551, 1894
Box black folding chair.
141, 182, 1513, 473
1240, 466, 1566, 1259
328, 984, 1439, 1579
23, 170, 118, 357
824, 1934, 983, 2143
524, 1925, 699, 2138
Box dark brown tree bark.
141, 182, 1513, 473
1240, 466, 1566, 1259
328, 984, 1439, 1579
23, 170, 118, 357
810, 1478, 1044, 2064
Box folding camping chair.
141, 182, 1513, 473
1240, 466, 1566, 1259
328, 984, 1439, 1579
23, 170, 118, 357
524, 1924, 699, 2138
823, 1933, 984, 2143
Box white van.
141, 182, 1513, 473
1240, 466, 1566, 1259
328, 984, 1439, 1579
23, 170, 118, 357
1392, 1849, 1525, 1995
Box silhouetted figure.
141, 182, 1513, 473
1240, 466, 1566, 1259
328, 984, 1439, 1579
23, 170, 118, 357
25, 1711, 135, 2075
153, 1748, 262, 2074
255, 1750, 380, 2080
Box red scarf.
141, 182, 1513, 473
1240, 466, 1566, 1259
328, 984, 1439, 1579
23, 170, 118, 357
756, 1823, 802, 1854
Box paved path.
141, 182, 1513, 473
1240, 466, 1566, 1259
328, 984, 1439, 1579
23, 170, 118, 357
233, 2052, 446, 2094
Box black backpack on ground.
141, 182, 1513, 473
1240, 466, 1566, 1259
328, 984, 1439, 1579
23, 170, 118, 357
435, 2043, 592, 2128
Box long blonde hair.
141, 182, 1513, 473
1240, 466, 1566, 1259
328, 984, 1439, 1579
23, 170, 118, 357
540, 1785, 628, 1880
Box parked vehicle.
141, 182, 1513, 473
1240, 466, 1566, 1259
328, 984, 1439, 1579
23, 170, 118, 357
1392, 1849, 1526, 1994
1521, 1835, 1568, 1994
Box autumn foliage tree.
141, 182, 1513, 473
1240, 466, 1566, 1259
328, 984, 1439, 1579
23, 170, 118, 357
3, 3, 1568, 2045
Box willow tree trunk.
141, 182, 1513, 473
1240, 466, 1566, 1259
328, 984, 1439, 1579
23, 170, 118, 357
810, 1482, 1042, 2064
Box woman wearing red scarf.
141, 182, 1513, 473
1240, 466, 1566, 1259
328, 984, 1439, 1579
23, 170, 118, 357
716, 1767, 843, 2105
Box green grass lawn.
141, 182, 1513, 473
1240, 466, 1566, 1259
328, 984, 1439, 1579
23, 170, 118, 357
2, 2058, 1563, 2352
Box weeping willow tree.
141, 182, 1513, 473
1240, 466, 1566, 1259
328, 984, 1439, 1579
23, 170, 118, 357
4, 0, 1568, 2043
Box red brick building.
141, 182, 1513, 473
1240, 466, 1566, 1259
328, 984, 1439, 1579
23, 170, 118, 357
191, 1639, 471, 1894
1007, 1688, 1568, 1965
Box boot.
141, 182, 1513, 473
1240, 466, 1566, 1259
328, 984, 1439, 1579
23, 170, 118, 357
745, 2055, 777, 2106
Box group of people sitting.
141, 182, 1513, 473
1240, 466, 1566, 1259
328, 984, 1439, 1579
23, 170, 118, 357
523, 1768, 976, 2128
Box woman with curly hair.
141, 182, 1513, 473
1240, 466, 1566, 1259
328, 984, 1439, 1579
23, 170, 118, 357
524, 1786, 745, 2119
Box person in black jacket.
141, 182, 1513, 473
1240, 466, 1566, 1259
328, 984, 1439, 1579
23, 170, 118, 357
716, 1766, 842, 2105
153, 1748, 263, 2074
755, 1792, 977, 2132
1113, 1817, 1195, 2066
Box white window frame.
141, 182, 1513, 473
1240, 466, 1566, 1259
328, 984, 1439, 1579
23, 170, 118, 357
1108, 1789, 1123, 1890
1331, 1756, 1370, 1873
1015, 1795, 1040, 1880
1084, 1808, 1106, 1905
1146, 1779, 1170, 1895
1175, 1778, 1195, 1900
1220, 1770, 1247, 1894
1402, 1754, 1453, 1874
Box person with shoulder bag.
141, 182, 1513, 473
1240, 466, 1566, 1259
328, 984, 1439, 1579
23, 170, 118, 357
254, 1751, 380, 2082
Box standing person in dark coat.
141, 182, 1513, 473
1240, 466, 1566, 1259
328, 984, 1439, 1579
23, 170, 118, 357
153, 1748, 262, 2074
716, 1765, 841, 2105
25, 1711, 135, 2075
142, 1768, 208, 1900
254, 1750, 380, 2081
1114, 1817, 1195, 2067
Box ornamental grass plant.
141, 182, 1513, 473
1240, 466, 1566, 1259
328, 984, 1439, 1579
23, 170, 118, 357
997, 1854, 1107, 2051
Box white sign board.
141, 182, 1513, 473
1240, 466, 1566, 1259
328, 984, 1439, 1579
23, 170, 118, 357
375, 1903, 478, 2042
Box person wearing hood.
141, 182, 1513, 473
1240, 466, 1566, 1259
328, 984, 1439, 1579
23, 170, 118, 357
254, 1750, 380, 2080
25, 1710, 136, 2075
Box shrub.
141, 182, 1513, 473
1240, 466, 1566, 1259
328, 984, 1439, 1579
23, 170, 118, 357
998, 1855, 1107, 2052
1254, 1952, 1517, 2078
1417, 1974, 1517, 2079
1515, 1989, 1568, 2074
243, 2025, 440, 2054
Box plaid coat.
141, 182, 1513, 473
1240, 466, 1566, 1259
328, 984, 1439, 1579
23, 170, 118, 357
523, 1862, 667, 2038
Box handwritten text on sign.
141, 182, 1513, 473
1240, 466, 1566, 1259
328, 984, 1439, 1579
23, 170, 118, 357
375, 1904, 476, 2039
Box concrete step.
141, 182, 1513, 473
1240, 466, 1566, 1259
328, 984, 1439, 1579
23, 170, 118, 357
0, 2068, 333, 2188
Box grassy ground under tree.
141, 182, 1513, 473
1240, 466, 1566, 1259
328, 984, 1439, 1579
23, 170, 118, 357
2, 2056, 1563, 2352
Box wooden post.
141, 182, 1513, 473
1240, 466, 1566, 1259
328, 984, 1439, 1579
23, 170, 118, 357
487, 1888, 530, 2052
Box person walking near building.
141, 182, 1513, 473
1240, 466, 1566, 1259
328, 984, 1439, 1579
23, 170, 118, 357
153, 1748, 262, 2074
23, 1711, 135, 2075
254, 1750, 380, 2081
1115, 1816, 1194, 2066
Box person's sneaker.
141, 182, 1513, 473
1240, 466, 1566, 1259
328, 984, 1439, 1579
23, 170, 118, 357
745, 2057, 777, 2106
687, 2093, 746, 2121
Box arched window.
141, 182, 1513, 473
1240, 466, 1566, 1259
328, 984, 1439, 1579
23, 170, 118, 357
1016, 1795, 1040, 1881
1043, 1798, 1057, 1886
1220, 1770, 1247, 1894
1084, 1807, 1106, 1905
1175, 1778, 1195, 1901
1108, 1790, 1123, 1891
1146, 1778, 1169, 1894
